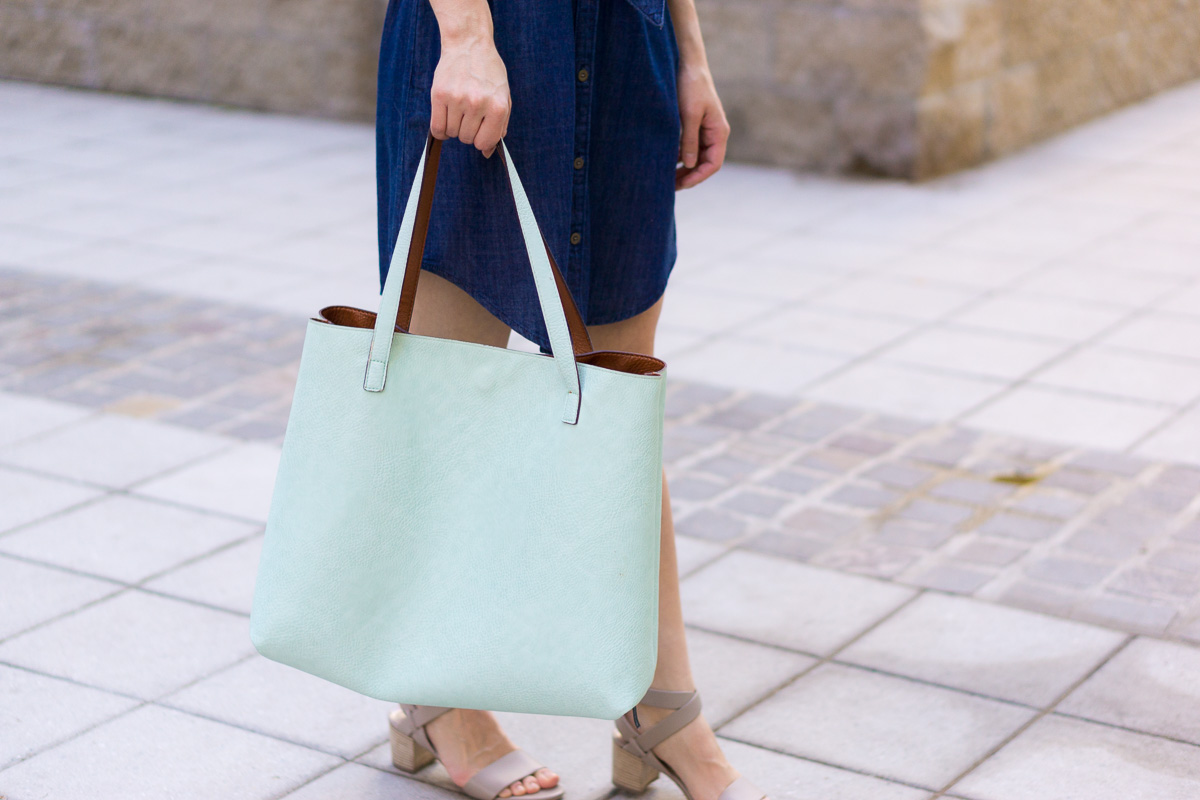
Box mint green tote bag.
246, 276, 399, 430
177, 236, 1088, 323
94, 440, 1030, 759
249, 136, 667, 720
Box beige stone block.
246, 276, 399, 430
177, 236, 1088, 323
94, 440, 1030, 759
1140, 20, 1194, 92
1093, 32, 1150, 108
1124, 0, 1175, 25
1035, 47, 1100, 135
208, 32, 328, 113
1182, 17, 1200, 74
916, 81, 985, 178
984, 63, 1039, 156
35, 0, 131, 22
775, 6, 927, 99
697, 0, 771, 83
724, 88, 839, 171
925, 41, 956, 95
837, 95, 920, 177
0, 5, 94, 84
845, 0, 917, 10
1065, 0, 1123, 42
953, 0, 1003, 83
263, 0, 377, 42
94, 20, 209, 98
146, 0, 265, 33
1002, 0, 1073, 64
320, 43, 377, 121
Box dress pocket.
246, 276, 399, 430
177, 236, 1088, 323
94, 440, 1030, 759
624, 0, 665, 27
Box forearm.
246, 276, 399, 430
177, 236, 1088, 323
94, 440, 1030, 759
666, 0, 709, 69
428, 0, 494, 46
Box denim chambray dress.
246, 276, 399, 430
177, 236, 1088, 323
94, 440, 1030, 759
376, 0, 681, 354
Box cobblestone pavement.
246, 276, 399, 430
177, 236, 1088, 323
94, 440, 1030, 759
5, 265, 1200, 641
3, 80, 1200, 798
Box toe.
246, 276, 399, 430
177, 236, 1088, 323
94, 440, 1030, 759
510, 779, 527, 796
535, 768, 558, 789
523, 775, 541, 794
498, 791, 511, 799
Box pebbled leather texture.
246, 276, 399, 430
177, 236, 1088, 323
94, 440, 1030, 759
250, 137, 666, 720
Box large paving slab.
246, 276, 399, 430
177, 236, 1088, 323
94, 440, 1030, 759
680, 550, 916, 654
0, 494, 258, 583
0, 664, 138, 769
282, 762, 459, 799
0, 555, 119, 641
0, 704, 341, 800
161, 655, 393, 758
0, 589, 254, 699
1057, 637, 1200, 746
950, 714, 1200, 800
837, 592, 1126, 706
722, 663, 1035, 790
0, 413, 232, 489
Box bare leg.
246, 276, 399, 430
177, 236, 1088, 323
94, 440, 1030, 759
406, 269, 557, 798
588, 297, 743, 800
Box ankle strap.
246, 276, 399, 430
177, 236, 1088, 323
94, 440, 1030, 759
398, 704, 452, 734
641, 688, 697, 710
617, 691, 703, 756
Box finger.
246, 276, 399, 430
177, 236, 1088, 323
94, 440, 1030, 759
458, 108, 485, 146
678, 159, 719, 189
444, 109, 464, 140
429, 102, 448, 139
706, 120, 730, 172
475, 104, 506, 155
679, 111, 702, 169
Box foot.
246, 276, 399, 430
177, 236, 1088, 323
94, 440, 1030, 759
632, 700, 746, 800
424, 708, 559, 798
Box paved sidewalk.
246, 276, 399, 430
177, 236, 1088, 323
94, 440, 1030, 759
2, 79, 1200, 799
4, 79, 1200, 459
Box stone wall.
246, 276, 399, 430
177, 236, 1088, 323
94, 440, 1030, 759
702, 0, 1200, 177
3, 0, 1200, 177
0, 0, 385, 120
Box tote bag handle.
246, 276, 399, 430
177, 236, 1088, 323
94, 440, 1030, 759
364, 135, 592, 425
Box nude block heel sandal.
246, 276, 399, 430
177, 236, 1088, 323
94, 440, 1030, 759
612, 689, 767, 800
389, 705, 565, 800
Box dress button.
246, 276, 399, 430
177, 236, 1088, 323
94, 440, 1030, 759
570, 232, 582, 245
577, 67, 589, 82
573, 156, 585, 170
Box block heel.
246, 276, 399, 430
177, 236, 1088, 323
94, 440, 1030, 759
611, 735, 660, 793
612, 690, 767, 800
390, 723, 435, 773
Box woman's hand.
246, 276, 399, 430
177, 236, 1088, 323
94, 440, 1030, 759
429, 2, 510, 158
675, 62, 730, 190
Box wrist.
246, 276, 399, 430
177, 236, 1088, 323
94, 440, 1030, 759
436, 9, 493, 48
678, 57, 712, 81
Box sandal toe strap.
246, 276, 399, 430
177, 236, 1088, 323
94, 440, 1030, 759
463, 749, 545, 800
719, 776, 767, 800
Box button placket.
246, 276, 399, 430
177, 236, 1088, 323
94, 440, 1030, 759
569, 0, 598, 314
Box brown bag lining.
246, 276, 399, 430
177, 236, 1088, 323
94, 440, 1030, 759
315, 305, 665, 377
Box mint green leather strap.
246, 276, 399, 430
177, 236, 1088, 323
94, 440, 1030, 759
363, 138, 432, 395
497, 140, 581, 424
364, 136, 583, 424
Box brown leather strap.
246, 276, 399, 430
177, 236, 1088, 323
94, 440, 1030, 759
392, 134, 593, 356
